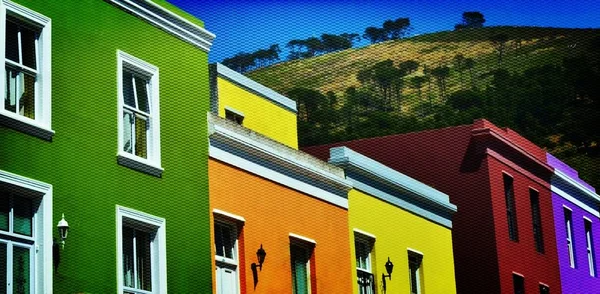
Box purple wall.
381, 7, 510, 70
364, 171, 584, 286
548, 153, 600, 293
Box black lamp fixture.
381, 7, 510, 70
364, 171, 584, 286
251, 244, 267, 289
381, 257, 394, 294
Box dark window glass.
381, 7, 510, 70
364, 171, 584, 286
20, 27, 37, 69
539, 284, 549, 294
504, 174, 519, 241
122, 71, 136, 108
513, 274, 525, 294
530, 190, 544, 253
5, 20, 19, 62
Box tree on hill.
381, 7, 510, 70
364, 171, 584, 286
340, 33, 361, 46
453, 54, 465, 87
399, 60, 420, 75
431, 66, 451, 100
410, 76, 427, 102
490, 33, 510, 65
464, 58, 477, 89
357, 59, 405, 110
455, 11, 486, 30
363, 26, 388, 44
383, 18, 411, 40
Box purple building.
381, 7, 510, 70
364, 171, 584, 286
548, 153, 600, 293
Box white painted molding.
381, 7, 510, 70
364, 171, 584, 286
213, 63, 297, 113
554, 169, 600, 203
353, 228, 376, 240
289, 233, 316, 245
583, 216, 593, 223
407, 248, 424, 256
110, 0, 215, 52
2, 0, 50, 24
553, 186, 599, 218
213, 209, 246, 223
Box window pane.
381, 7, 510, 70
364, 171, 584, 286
291, 245, 309, 294
123, 112, 133, 153
20, 27, 37, 70
0, 243, 6, 294
4, 68, 18, 113
122, 226, 135, 288
13, 196, 32, 236
122, 72, 136, 108
214, 223, 234, 259
135, 230, 152, 291
134, 77, 149, 113
12, 246, 30, 294
5, 20, 19, 63
134, 116, 148, 159
0, 194, 9, 231
19, 73, 35, 119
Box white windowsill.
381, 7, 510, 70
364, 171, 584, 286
0, 111, 54, 141
117, 151, 164, 177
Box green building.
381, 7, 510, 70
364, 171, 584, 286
0, 0, 215, 292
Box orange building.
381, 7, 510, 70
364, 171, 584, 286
208, 64, 353, 293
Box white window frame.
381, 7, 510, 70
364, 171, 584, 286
289, 234, 315, 294
116, 50, 163, 177
0, 0, 53, 140
354, 230, 374, 294
213, 211, 242, 294
584, 218, 596, 277
408, 248, 423, 294
116, 206, 167, 294
564, 206, 576, 268
0, 169, 52, 293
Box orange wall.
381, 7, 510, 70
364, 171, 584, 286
209, 159, 353, 293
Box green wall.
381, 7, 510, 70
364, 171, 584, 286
0, 0, 212, 292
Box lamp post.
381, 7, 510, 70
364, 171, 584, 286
381, 257, 394, 294
256, 244, 266, 271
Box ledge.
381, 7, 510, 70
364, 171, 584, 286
109, 0, 215, 52
0, 112, 55, 141
117, 152, 164, 177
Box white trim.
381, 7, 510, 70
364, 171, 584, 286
529, 186, 539, 193
213, 209, 246, 223
1, 0, 54, 140
117, 50, 163, 177
555, 169, 600, 202
109, 0, 215, 52
512, 271, 525, 278
584, 216, 593, 223
553, 186, 600, 218
0, 169, 52, 294
562, 205, 573, 212
539, 282, 550, 288
214, 63, 297, 113
353, 228, 376, 240
407, 248, 424, 256
289, 233, 317, 245
224, 106, 245, 118
116, 205, 167, 294
210, 146, 348, 209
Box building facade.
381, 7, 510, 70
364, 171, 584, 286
547, 153, 600, 293
1, 0, 215, 292
208, 63, 354, 293
327, 147, 457, 294
303, 119, 562, 294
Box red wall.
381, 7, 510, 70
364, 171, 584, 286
303, 119, 561, 293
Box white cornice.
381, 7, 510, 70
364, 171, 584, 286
208, 114, 351, 209
0, 169, 52, 193
329, 147, 457, 213
109, 0, 215, 52
554, 169, 600, 203
212, 63, 297, 113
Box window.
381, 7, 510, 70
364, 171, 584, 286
585, 219, 596, 277
530, 189, 544, 253
504, 174, 519, 241
0, 169, 52, 293
289, 234, 315, 294
1, 0, 53, 140
214, 218, 240, 294
117, 206, 166, 294
408, 250, 423, 294
513, 273, 524, 294
354, 233, 374, 294
117, 51, 162, 177
564, 207, 576, 268
539, 284, 549, 294
224, 107, 244, 125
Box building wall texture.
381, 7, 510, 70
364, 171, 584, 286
1, 0, 212, 292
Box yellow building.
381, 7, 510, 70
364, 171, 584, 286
328, 147, 458, 294
209, 63, 298, 149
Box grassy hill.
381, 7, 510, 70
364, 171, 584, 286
246, 26, 600, 188
248, 26, 597, 96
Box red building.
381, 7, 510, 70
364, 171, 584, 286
303, 119, 561, 294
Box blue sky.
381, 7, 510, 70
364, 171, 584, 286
169, 0, 600, 63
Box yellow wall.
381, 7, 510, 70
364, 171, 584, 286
217, 77, 299, 149
349, 189, 457, 294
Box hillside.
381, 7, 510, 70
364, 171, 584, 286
246, 26, 600, 189
248, 26, 598, 95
